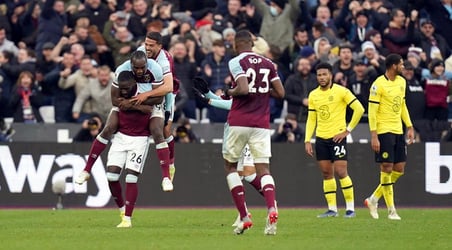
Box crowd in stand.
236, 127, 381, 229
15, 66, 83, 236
0, 0, 451, 142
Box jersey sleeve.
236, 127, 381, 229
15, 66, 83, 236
148, 59, 163, 85
304, 92, 317, 142
228, 57, 246, 81
368, 82, 381, 131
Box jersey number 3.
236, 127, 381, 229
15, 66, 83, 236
246, 68, 270, 93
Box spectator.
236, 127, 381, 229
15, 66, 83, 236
8, 71, 44, 123
360, 41, 384, 81
382, 8, 418, 58
170, 40, 198, 120
250, 0, 301, 51
59, 55, 98, 122
281, 26, 312, 70
0, 25, 19, 56
73, 113, 104, 142
365, 29, 390, 57
73, 25, 98, 56
403, 61, 425, 122
284, 57, 317, 122
72, 65, 113, 122
1, 48, 36, 84
35, 0, 69, 55
336, 4, 374, 52
128, 0, 150, 41
17, 0, 41, 50
332, 44, 355, 87
79, 0, 112, 33
200, 39, 231, 123
105, 24, 136, 67
347, 58, 373, 122
416, 18, 451, 63
173, 118, 199, 143
53, 52, 78, 123
272, 113, 304, 143
423, 59, 451, 121
223, 0, 262, 35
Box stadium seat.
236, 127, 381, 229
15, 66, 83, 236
39, 106, 55, 124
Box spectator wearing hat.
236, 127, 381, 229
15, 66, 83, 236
36, 42, 58, 106
422, 59, 451, 121
222, 27, 236, 56
415, 18, 451, 63
250, 0, 301, 51
361, 41, 385, 79
406, 47, 426, 81
415, 0, 452, 49
284, 57, 317, 122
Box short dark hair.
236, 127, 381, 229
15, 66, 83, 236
117, 71, 135, 83
315, 62, 333, 73
131, 50, 147, 62
146, 31, 162, 44
385, 53, 402, 69
235, 29, 252, 43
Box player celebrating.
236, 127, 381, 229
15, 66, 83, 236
304, 62, 364, 218
134, 32, 179, 181
364, 53, 414, 220
222, 30, 285, 235
75, 51, 172, 191
192, 76, 264, 226
107, 71, 159, 228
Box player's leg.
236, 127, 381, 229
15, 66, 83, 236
223, 125, 252, 234
334, 160, 355, 218
150, 104, 172, 191
106, 165, 125, 220
314, 138, 338, 218
75, 109, 119, 184
118, 134, 149, 228
164, 93, 176, 180
105, 134, 127, 226
248, 127, 278, 235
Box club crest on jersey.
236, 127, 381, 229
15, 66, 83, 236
370, 85, 377, 96
144, 74, 151, 82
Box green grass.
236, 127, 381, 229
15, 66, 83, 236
0, 208, 451, 250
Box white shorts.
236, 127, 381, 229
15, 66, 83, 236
107, 132, 150, 173
222, 124, 271, 164
237, 144, 255, 171
151, 103, 165, 119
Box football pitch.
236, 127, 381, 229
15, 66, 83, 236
1, 208, 450, 250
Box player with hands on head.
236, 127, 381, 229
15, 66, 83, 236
304, 62, 364, 219
364, 53, 415, 220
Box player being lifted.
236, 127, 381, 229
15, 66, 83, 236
75, 51, 174, 192
134, 31, 179, 181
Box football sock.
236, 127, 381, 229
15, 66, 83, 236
166, 136, 175, 165
243, 173, 263, 196
227, 172, 248, 219
260, 174, 276, 211
340, 176, 354, 211
84, 136, 109, 172
125, 174, 138, 217
156, 142, 170, 178
380, 172, 395, 209
371, 171, 403, 202
323, 178, 337, 212
108, 180, 124, 208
